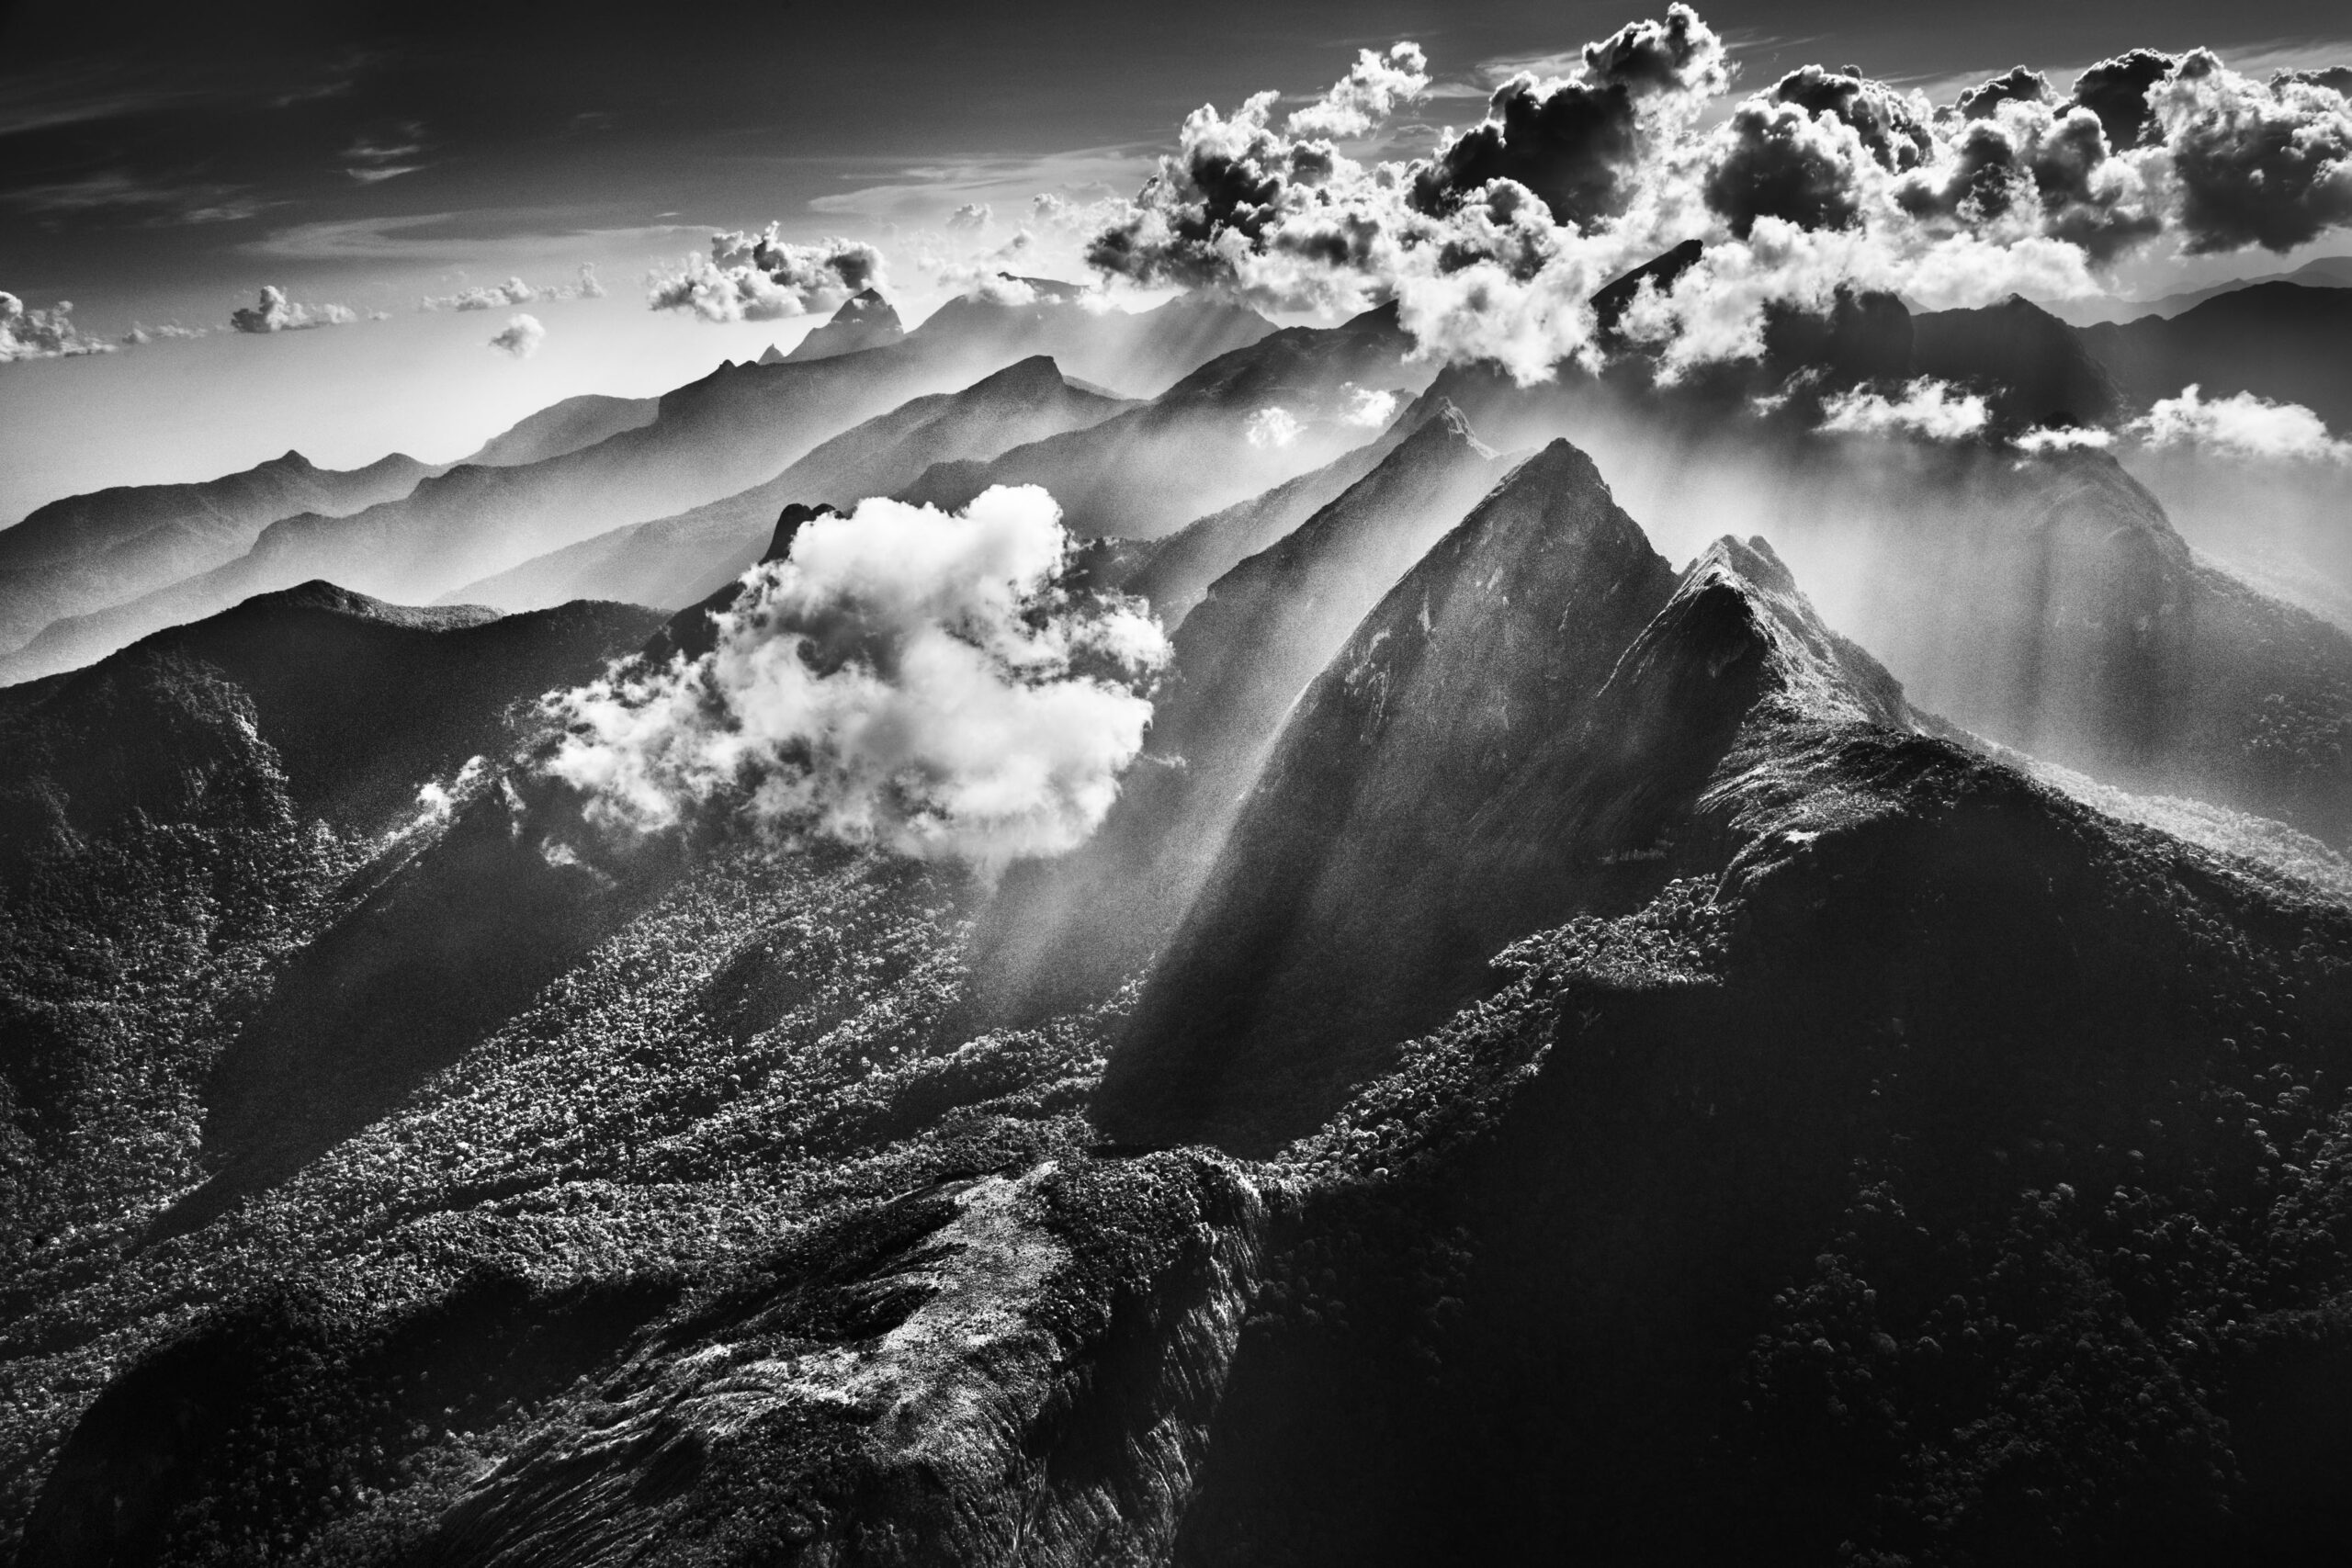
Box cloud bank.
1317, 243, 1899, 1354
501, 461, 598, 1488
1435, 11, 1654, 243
1082, 7, 2352, 382
422, 264, 605, 312
647, 225, 885, 321
0, 294, 115, 362
540, 486, 1169, 869
489, 313, 546, 358
229, 286, 359, 333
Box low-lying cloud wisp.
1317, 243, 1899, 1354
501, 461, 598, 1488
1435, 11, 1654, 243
2129, 384, 2352, 462
1817, 378, 1991, 441
540, 486, 1170, 870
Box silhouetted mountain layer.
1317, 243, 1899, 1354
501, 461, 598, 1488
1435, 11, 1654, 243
0, 295, 1270, 686
447, 357, 1134, 613
899, 303, 1431, 537
0, 451, 435, 657
2080, 282, 2352, 431
458, 394, 658, 468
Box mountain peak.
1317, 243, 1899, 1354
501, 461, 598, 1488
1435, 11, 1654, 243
780, 290, 907, 363
1428, 397, 1496, 457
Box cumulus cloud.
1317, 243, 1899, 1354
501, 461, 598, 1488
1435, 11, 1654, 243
947, 202, 992, 230
1340, 384, 1401, 426
1080, 10, 2352, 385
1816, 378, 1990, 441
2130, 384, 2352, 461
2154, 51, 2352, 252
1245, 406, 1306, 447
229, 286, 358, 333
0, 294, 116, 362
489, 313, 546, 358
647, 225, 885, 321
539, 486, 1169, 870
1287, 42, 1430, 139
423, 264, 605, 312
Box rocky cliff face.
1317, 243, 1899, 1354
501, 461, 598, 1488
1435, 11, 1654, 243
1098, 440, 1921, 1152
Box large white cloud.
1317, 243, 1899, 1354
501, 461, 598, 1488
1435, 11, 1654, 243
0, 293, 115, 362
2130, 385, 2352, 462
488, 313, 546, 359
646, 225, 886, 322
539, 486, 1169, 870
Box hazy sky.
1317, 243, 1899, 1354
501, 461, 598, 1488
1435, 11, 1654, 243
4, 0, 2350, 517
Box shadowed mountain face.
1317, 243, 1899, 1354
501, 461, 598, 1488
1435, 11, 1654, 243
0, 452, 435, 659
976, 404, 1519, 1021
1096, 441, 1923, 1151
899, 303, 1431, 537
459, 394, 659, 469
1911, 294, 2124, 430
2080, 282, 2352, 431
447, 356, 1135, 614
0, 585, 661, 1321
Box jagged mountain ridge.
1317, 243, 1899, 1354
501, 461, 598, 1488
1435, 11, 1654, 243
1099, 440, 1923, 1149
978, 403, 1520, 1021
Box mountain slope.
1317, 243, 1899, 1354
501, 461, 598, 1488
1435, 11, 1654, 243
0, 296, 1273, 684
459, 394, 659, 468
0, 585, 661, 1318
445, 357, 1135, 613
0, 452, 435, 657
2080, 281, 2352, 430
7, 434, 2352, 1564
978, 405, 1519, 1019
898, 304, 1430, 537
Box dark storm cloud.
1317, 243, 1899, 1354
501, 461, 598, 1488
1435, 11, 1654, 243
2158, 51, 2352, 253
1769, 66, 1933, 171
2068, 49, 2178, 148
1409, 6, 1727, 230
1703, 99, 1868, 235
1956, 66, 2052, 119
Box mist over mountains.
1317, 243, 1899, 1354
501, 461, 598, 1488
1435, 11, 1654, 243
6, 8, 2352, 1565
